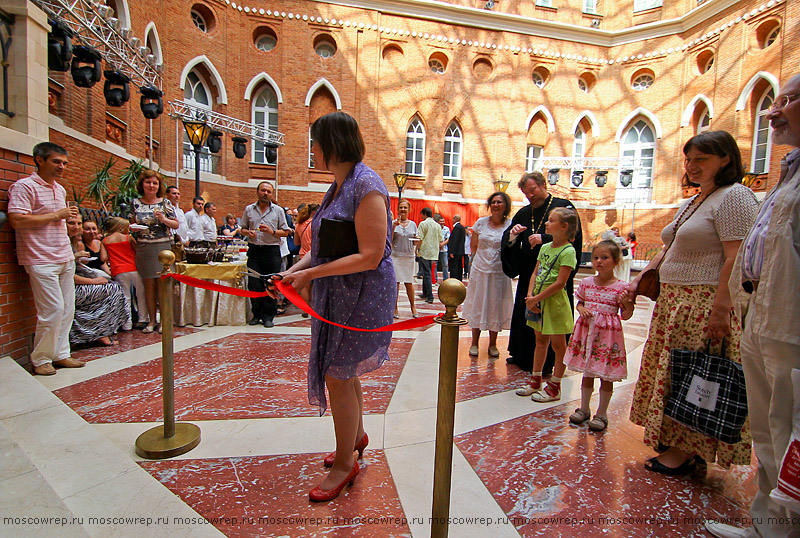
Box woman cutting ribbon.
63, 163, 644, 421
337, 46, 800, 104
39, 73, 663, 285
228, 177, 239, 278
273, 112, 395, 502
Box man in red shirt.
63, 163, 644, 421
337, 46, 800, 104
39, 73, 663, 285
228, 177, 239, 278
8, 142, 85, 375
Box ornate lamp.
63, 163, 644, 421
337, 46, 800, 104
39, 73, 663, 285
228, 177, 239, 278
742, 172, 759, 188
394, 171, 408, 200
183, 114, 211, 198
493, 174, 510, 193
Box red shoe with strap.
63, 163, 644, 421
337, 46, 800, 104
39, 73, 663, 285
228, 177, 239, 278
323, 432, 368, 467
309, 461, 360, 502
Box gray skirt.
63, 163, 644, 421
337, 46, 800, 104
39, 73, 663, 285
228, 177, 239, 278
135, 239, 172, 279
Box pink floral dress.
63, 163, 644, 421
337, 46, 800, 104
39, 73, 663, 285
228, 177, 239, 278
564, 276, 628, 382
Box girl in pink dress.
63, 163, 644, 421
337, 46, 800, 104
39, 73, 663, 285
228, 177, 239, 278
564, 240, 634, 431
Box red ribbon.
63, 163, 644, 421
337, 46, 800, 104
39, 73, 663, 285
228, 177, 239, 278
162, 273, 439, 332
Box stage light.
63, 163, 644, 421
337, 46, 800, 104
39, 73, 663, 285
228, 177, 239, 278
547, 168, 560, 185
594, 170, 608, 187
571, 170, 584, 187
232, 137, 248, 159
619, 169, 634, 187
103, 70, 130, 107
48, 20, 73, 72
140, 86, 163, 119
70, 46, 102, 88
265, 143, 278, 163
207, 130, 223, 154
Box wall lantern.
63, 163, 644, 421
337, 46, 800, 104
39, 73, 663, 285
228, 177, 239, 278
493, 173, 510, 193
103, 70, 130, 107
547, 168, 560, 185
571, 170, 584, 187
394, 170, 408, 200
71, 45, 102, 88
594, 170, 608, 187
232, 137, 248, 159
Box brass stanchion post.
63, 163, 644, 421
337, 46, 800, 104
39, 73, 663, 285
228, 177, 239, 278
135, 250, 201, 459
431, 278, 467, 538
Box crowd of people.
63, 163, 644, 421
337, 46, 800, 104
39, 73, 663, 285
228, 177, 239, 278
7, 74, 800, 530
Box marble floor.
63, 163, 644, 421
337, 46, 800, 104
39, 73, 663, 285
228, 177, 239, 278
0, 275, 757, 537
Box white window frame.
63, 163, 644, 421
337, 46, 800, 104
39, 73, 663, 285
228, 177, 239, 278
751, 88, 774, 174
572, 126, 586, 174
405, 119, 426, 176
535, 0, 553, 7
191, 10, 207, 32
633, 0, 661, 12
617, 120, 656, 203
183, 71, 213, 172
697, 110, 711, 134
251, 87, 278, 165
583, 0, 597, 14
525, 145, 543, 172
443, 123, 462, 180
256, 35, 277, 52
308, 127, 315, 169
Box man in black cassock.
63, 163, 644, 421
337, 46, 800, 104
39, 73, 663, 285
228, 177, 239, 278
501, 171, 582, 374
448, 215, 466, 281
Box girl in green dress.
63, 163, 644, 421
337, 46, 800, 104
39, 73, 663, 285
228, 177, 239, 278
515, 207, 579, 402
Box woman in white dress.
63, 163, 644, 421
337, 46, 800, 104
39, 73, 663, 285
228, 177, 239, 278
462, 192, 514, 358
392, 199, 419, 318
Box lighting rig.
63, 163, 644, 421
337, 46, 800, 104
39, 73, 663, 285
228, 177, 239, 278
33, 0, 162, 116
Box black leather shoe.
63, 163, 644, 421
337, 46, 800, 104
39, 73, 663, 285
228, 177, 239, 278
262, 318, 274, 328
248, 317, 262, 326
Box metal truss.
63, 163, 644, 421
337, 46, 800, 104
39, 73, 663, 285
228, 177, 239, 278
536, 157, 639, 170
167, 101, 285, 146
30, 0, 161, 90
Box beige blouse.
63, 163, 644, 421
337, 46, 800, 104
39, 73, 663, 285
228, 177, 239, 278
659, 183, 757, 286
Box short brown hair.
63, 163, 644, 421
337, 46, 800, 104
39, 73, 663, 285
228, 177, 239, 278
518, 171, 546, 190
682, 130, 745, 188
593, 240, 621, 264
136, 169, 165, 197
311, 112, 365, 167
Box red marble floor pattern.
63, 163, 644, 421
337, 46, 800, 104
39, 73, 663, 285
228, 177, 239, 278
54, 334, 412, 423
454, 384, 757, 538
69, 326, 200, 362
139, 452, 412, 538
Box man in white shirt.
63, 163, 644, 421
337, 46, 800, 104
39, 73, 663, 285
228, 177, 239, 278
185, 196, 205, 246
199, 202, 218, 243
165, 186, 189, 243
437, 215, 450, 280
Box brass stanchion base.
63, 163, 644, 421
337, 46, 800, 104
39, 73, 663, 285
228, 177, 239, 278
135, 423, 201, 459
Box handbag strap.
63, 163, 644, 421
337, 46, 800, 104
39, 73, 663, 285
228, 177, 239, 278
653, 191, 714, 272
534, 245, 570, 296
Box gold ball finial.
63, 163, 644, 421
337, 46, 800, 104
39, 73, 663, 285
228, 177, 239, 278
158, 250, 176, 269
437, 278, 466, 307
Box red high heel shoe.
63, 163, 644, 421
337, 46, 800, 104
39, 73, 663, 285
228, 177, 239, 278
323, 432, 368, 467
309, 461, 360, 502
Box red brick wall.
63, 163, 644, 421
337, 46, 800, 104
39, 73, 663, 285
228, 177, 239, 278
0, 150, 38, 363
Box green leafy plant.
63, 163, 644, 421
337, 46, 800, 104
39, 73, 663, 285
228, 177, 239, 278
71, 186, 86, 207
109, 159, 145, 213
86, 157, 115, 210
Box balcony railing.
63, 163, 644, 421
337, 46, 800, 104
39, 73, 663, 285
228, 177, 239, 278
182, 147, 219, 174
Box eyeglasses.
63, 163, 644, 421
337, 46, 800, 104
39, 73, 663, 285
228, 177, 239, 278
770, 94, 799, 112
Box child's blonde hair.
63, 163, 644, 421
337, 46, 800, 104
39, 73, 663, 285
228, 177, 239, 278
549, 208, 579, 241
593, 240, 621, 264
105, 216, 130, 235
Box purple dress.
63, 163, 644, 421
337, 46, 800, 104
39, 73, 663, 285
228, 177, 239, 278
308, 162, 395, 414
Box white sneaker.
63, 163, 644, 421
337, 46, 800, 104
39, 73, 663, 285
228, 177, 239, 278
704, 521, 754, 538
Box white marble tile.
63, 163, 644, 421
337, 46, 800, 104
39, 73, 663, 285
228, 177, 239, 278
0, 358, 61, 419
94, 414, 386, 461
0, 470, 90, 538
387, 360, 441, 414
0, 422, 38, 481
62, 468, 226, 538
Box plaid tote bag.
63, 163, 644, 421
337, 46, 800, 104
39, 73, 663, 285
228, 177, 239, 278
664, 340, 748, 445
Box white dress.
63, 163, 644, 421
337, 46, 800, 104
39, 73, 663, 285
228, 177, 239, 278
461, 217, 513, 332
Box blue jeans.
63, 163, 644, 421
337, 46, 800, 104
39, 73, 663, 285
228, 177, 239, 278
420, 258, 434, 301
438, 251, 449, 280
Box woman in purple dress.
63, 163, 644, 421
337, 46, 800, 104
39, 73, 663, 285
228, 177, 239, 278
277, 112, 394, 502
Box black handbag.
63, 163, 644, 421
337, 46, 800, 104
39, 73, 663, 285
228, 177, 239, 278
317, 218, 358, 259
664, 340, 748, 444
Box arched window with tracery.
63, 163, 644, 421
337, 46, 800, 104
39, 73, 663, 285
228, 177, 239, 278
443, 122, 462, 179
405, 118, 426, 176
617, 119, 656, 202
183, 71, 214, 172
752, 88, 774, 174
252, 86, 278, 164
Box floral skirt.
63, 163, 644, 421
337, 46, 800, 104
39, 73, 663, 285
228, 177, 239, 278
629, 282, 752, 468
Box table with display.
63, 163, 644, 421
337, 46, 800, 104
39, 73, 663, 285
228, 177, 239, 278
173, 261, 250, 326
